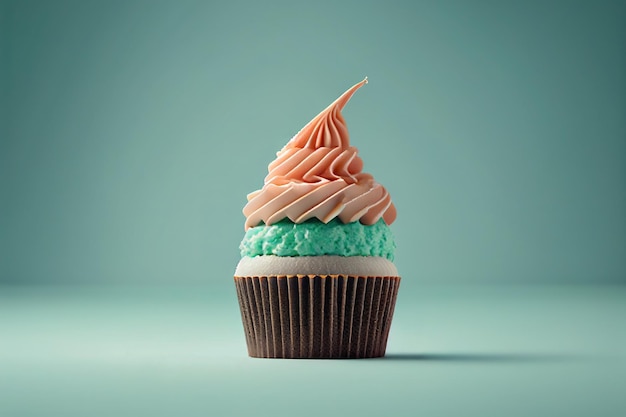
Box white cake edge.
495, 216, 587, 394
234, 255, 398, 277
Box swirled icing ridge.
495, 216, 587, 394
243, 78, 397, 230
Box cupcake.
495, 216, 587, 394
234, 78, 399, 358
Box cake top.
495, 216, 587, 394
243, 78, 397, 230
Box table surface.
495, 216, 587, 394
1, 284, 624, 417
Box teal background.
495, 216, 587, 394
2, 0, 625, 286
1, 1, 625, 416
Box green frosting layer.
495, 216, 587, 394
240, 218, 396, 260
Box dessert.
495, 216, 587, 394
234, 78, 400, 358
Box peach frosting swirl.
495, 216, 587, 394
243, 78, 397, 230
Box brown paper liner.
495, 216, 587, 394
233, 275, 400, 359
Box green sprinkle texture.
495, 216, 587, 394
240, 218, 396, 260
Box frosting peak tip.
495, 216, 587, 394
284, 79, 368, 150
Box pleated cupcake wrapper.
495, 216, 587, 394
234, 275, 400, 359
